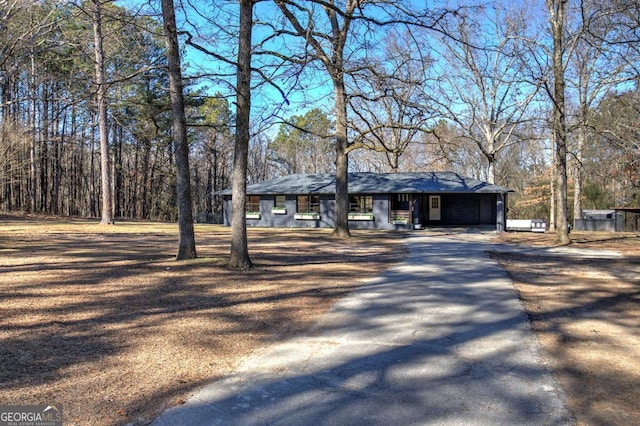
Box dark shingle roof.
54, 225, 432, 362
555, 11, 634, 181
220, 172, 512, 195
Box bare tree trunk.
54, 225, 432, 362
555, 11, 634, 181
332, 77, 350, 237
141, 140, 151, 218
486, 152, 496, 185
29, 52, 37, 213
550, 161, 556, 232
206, 157, 213, 216
53, 109, 64, 215
89, 122, 97, 218
275, 0, 357, 238
229, 0, 253, 270
40, 85, 48, 212
573, 117, 584, 221
487, 161, 496, 185
29, 104, 37, 213
548, 0, 570, 244
93, 0, 113, 224
161, 0, 197, 260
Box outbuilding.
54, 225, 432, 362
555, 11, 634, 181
573, 208, 640, 232
220, 172, 512, 231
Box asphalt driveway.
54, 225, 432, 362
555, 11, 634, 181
153, 233, 573, 425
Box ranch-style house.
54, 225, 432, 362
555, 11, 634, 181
220, 172, 512, 231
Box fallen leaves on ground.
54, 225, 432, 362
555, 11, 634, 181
493, 231, 640, 426
0, 217, 406, 425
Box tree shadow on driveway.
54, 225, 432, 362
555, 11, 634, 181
153, 236, 573, 426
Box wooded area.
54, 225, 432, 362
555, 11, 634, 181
1, 0, 638, 241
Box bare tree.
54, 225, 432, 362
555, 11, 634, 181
591, 90, 640, 205
92, 0, 114, 224
228, 0, 254, 270
547, 0, 571, 244
190, 96, 234, 222
568, 0, 639, 220
348, 31, 434, 173
161, 0, 197, 260
0, 1, 56, 212
424, 4, 540, 184
274, 0, 359, 237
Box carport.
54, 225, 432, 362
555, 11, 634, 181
613, 207, 640, 232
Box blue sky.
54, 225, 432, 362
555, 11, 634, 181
115, 0, 332, 123
113, 0, 562, 129
115, 1, 455, 117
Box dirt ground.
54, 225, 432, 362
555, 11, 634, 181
0, 216, 407, 425
1, 217, 638, 425
493, 231, 640, 426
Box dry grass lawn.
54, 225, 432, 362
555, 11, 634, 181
493, 231, 640, 425
0, 215, 406, 425
2, 216, 639, 425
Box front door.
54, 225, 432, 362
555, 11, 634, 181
429, 195, 441, 221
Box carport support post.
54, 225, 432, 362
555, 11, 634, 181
496, 194, 505, 232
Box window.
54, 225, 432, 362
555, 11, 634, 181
431, 196, 439, 209
391, 193, 410, 210
246, 195, 260, 212
274, 195, 286, 209
272, 195, 287, 214
349, 195, 373, 213
297, 195, 320, 213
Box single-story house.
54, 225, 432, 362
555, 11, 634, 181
220, 172, 513, 231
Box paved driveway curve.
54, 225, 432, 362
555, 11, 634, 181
153, 233, 573, 426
